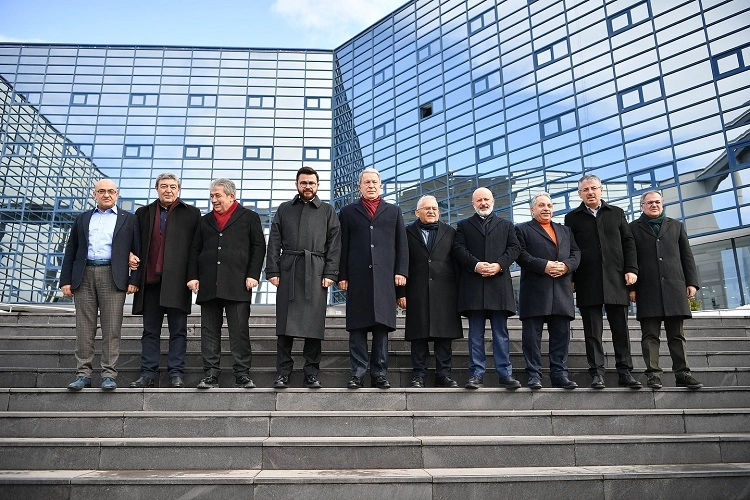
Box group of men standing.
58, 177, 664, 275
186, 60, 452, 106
61, 169, 702, 391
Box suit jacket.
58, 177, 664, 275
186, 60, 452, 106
453, 213, 521, 315
564, 201, 638, 306
132, 199, 201, 315
338, 199, 408, 331
187, 204, 266, 304
60, 207, 141, 292
515, 219, 580, 319
397, 220, 463, 340
630, 214, 699, 320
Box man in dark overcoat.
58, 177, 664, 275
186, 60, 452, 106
629, 190, 702, 390
453, 187, 522, 390
397, 195, 462, 388
187, 178, 266, 389
265, 166, 341, 389
516, 193, 580, 389
338, 167, 408, 389
564, 174, 641, 389
129, 173, 201, 389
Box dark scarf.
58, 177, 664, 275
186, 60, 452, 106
646, 210, 666, 236
361, 196, 381, 218
213, 201, 239, 231
146, 201, 176, 284
417, 220, 439, 250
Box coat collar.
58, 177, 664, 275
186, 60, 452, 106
354, 198, 388, 221
571, 199, 613, 215
634, 213, 671, 237
292, 194, 322, 208
528, 218, 557, 244
468, 212, 499, 233
206, 204, 245, 231
407, 220, 448, 252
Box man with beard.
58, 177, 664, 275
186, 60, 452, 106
265, 166, 341, 389
397, 195, 462, 388
338, 167, 408, 389
453, 187, 522, 390
187, 178, 266, 389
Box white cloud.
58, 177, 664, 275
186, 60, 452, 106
0, 34, 47, 43
271, 0, 407, 48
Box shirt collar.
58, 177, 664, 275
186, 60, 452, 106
94, 205, 118, 215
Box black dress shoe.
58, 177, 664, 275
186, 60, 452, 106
498, 376, 521, 390
304, 375, 322, 389
170, 376, 184, 388
590, 375, 605, 389
274, 375, 290, 389
527, 376, 542, 389
235, 375, 256, 389
435, 376, 459, 388
197, 375, 218, 389
465, 376, 483, 389
410, 377, 425, 388
646, 374, 662, 389
347, 376, 363, 389
676, 374, 703, 389
551, 377, 578, 389
129, 376, 155, 388
618, 372, 642, 389
372, 375, 391, 389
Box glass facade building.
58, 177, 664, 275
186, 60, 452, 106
1, 0, 749, 309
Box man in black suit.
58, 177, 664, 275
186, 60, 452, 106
61, 179, 140, 391
187, 178, 266, 389
397, 195, 462, 388
129, 173, 201, 389
453, 187, 522, 390
564, 174, 641, 389
338, 167, 408, 389
516, 193, 580, 389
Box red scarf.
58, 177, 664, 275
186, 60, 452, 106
213, 201, 239, 230
361, 196, 381, 218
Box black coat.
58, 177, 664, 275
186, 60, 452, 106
630, 215, 699, 320
187, 204, 266, 304
397, 220, 463, 341
339, 199, 408, 332
61, 208, 141, 291
265, 195, 341, 339
564, 201, 638, 306
453, 213, 521, 315
132, 199, 201, 315
515, 219, 580, 319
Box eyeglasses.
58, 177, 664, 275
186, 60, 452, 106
95, 189, 118, 196
643, 200, 662, 206
578, 186, 602, 193
298, 181, 318, 187
417, 206, 439, 212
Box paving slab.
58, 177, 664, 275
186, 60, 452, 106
275, 390, 407, 411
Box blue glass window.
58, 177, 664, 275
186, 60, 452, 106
712, 42, 750, 79
305, 97, 331, 109
476, 136, 505, 163
244, 146, 273, 160
188, 94, 217, 107
417, 39, 441, 62
608, 1, 651, 36
70, 93, 99, 106
184, 145, 213, 159
124, 145, 153, 158
373, 66, 392, 85
468, 8, 497, 35
303, 147, 331, 161
541, 111, 577, 139
374, 120, 394, 140
534, 39, 569, 69
129, 94, 158, 106
618, 78, 663, 112
473, 70, 502, 96
247, 95, 275, 108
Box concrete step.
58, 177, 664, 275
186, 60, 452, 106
0, 408, 747, 438
2, 464, 749, 500
1, 433, 748, 470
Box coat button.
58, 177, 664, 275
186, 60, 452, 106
218, 246, 221, 250
217, 261, 221, 264
371, 244, 374, 248
370, 226, 373, 229
219, 233, 223, 236
369, 265, 372, 268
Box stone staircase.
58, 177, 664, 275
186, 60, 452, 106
0, 309, 748, 499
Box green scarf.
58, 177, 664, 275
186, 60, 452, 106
646, 210, 666, 235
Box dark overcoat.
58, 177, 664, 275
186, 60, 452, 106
61, 208, 141, 291
515, 219, 580, 319
265, 195, 341, 339
132, 199, 201, 315
630, 215, 699, 320
453, 213, 521, 315
338, 199, 408, 332
187, 204, 266, 304
564, 201, 638, 306
397, 220, 463, 341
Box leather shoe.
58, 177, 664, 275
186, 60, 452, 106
235, 375, 256, 389
410, 377, 425, 388
465, 376, 483, 389
551, 377, 578, 389
101, 377, 117, 391
304, 375, 322, 389
129, 376, 154, 388
347, 376, 363, 389
676, 374, 703, 389
67, 376, 91, 391
372, 375, 391, 389
197, 375, 219, 389
618, 372, 642, 389
498, 376, 521, 390
435, 376, 459, 388
646, 374, 662, 389
170, 376, 184, 388
527, 376, 542, 389
590, 375, 605, 389
274, 375, 290, 389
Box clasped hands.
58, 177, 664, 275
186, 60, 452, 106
475, 262, 501, 277
544, 260, 569, 278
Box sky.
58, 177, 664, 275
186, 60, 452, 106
0, 0, 407, 50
